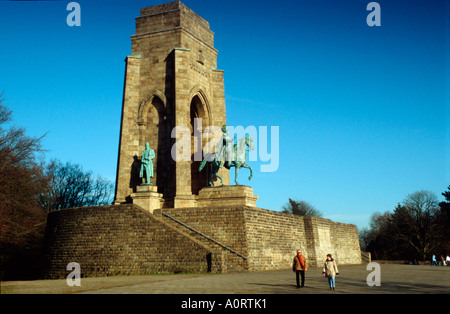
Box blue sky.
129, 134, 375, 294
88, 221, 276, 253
0, 0, 448, 229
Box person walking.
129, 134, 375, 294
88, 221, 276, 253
322, 254, 339, 290
432, 254, 437, 266
292, 249, 307, 288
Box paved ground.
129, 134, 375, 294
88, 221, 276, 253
1, 264, 449, 294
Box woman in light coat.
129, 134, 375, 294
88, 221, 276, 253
322, 254, 339, 290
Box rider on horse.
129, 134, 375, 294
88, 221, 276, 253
216, 124, 235, 169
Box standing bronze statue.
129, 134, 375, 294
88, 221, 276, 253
139, 142, 155, 185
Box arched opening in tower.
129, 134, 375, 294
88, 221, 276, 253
190, 95, 209, 195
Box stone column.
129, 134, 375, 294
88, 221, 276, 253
114, 55, 141, 204
173, 48, 196, 208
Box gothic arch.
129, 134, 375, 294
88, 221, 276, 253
137, 90, 167, 125
135, 90, 171, 196
189, 87, 211, 195
189, 86, 212, 127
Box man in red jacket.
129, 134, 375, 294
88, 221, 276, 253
292, 249, 308, 288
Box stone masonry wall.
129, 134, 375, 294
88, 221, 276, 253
244, 209, 361, 269
41, 204, 224, 279
160, 206, 362, 271
42, 205, 361, 278
243, 207, 309, 271
158, 207, 248, 271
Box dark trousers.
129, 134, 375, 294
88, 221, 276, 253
296, 270, 305, 287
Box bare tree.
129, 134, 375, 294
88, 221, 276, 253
0, 93, 48, 240
390, 190, 440, 260
0, 94, 48, 279
282, 198, 323, 217
438, 186, 450, 253
39, 160, 114, 211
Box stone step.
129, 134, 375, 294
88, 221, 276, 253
158, 211, 247, 272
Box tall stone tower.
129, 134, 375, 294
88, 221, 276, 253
114, 1, 230, 209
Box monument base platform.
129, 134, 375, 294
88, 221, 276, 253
174, 194, 196, 208
197, 185, 258, 208
130, 184, 163, 213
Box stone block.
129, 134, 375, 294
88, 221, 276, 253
197, 185, 258, 208
131, 185, 164, 213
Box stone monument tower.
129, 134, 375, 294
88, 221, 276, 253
114, 1, 231, 210
42, 2, 362, 278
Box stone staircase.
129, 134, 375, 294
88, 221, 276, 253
154, 210, 248, 272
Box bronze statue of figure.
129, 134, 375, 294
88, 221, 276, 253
139, 142, 155, 185
215, 125, 234, 168
199, 134, 255, 186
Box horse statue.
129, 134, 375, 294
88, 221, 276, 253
199, 135, 255, 186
